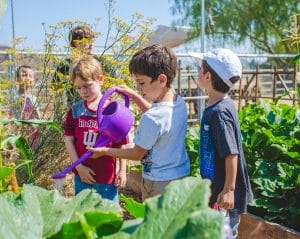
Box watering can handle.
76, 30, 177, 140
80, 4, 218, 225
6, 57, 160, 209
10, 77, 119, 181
97, 87, 130, 125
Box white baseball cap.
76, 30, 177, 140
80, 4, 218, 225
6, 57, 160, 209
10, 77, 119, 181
188, 48, 242, 88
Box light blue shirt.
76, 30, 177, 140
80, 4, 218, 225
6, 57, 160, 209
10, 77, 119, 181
134, 95, 190, 181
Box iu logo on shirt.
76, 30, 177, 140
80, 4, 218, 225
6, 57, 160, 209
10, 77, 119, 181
83, 130, 98, 149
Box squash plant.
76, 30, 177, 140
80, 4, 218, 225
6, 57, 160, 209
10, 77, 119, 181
0, 177, 224, 239
239, 99, 300, 230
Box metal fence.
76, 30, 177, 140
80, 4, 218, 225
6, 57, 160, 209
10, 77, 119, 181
0, 51, 298, 123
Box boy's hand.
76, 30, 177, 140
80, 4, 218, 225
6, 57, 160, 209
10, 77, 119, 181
89, 147, 106, 158
115, 170, 127, 188
76, 164, 96, 184
216, 189, 234, 210
117, 85, 136, 98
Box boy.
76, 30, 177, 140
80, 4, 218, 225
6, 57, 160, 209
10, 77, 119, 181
89, 44, 190, 201
189, 48, 253, 238
10, 65, 40, 150
53, 25, 96, 106
14, 65, 39, 119
65, 56, 127, 202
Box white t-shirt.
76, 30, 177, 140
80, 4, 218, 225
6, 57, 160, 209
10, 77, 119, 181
134, 95, 190, 181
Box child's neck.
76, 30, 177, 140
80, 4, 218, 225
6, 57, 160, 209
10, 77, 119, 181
86, 94, 102, 111
207, 89, 228, 106
154, 88, 176, 103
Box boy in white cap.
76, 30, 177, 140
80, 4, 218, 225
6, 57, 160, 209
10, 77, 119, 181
189, 48, 253, 239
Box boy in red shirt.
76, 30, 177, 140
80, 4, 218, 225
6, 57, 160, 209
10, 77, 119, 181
64, 56, 127, 202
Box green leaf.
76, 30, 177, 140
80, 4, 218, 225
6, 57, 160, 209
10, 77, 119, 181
131, 177, 222, 239
1, 119, 62, 132
291, 54, 300, 64
175, 210, 224, 239
0, 166, 14, 180
0, 185, 121, 239
119, 194, 145, 218
51, 211, 123, 239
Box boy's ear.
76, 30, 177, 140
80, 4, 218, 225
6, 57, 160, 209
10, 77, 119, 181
158, 74, 167, 86
98, 75, 104, 85
205, 71, 212, 81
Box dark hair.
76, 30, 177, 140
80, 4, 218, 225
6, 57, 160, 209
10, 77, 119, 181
202, 60, 240, 93
16, 65, 32, 77
69, 26, 94, 47
129, 44, 177, 88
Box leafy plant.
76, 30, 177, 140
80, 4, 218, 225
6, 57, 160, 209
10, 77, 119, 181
186, 125, 200, 177
0, 177, 224, 239
119, 193, 145, 219
239, 99, 300, 230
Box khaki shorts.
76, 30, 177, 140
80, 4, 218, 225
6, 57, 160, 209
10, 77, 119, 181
141, 176, 186, 201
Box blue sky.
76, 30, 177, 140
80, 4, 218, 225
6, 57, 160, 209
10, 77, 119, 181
0, 0, 175, 50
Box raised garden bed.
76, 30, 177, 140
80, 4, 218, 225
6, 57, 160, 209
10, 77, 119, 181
238, 213, 300, 239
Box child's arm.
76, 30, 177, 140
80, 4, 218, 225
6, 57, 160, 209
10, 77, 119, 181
117, 85, 151, 113
217, 154, 238, 210
65, 136, 96, 184
89, 144, 147, 161
115, 156, 127, 188
115, 144, 127, 188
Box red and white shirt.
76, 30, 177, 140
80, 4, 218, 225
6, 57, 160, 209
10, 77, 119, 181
64, 100, 128, 184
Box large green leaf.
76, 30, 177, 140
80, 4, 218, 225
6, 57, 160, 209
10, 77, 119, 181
131, 177, 223, 239
119, 194, 145, 218
0, 185, 121, 239
1, 119, 62, 132
174, 210, 224, 239
50, 211, 123, 239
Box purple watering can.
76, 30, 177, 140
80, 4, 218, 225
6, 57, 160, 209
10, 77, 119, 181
52, 87, 134, 179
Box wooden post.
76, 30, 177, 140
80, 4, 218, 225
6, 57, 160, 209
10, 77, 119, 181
177, 60, 181, 95
238, 74, 242, 111
188, 74, 192, 119
273, 67, 277, 102
255, 66, 259, 102
292, 64, 297, 105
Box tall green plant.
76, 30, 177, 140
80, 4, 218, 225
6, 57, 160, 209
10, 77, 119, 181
239, 99, 300, 230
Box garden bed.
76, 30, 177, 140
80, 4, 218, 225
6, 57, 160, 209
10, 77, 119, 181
238, 213, 300, 239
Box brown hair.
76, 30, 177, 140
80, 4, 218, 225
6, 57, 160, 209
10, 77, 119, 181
69, 56, 102, 83
129, 44, 177, 88
69, 26, 95, 47
16, 65, 32, 78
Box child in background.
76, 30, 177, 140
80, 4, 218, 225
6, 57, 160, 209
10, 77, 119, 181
14, 65, 40, 119
65, 56, 127, 202
53, 25, 96, 106
189, 48, 253, 239
11, 65, 40, 150
89, 44, 190, 201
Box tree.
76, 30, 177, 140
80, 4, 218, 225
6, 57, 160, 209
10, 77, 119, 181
170, 0, 300, 54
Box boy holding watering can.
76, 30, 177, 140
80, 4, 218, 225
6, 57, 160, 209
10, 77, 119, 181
64, 56, 128, 202
90, 44, 190, 201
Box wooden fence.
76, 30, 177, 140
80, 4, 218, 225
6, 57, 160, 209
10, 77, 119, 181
174, 62, 299, 122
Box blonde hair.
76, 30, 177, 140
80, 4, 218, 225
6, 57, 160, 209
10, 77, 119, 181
70, 56, 102, 83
